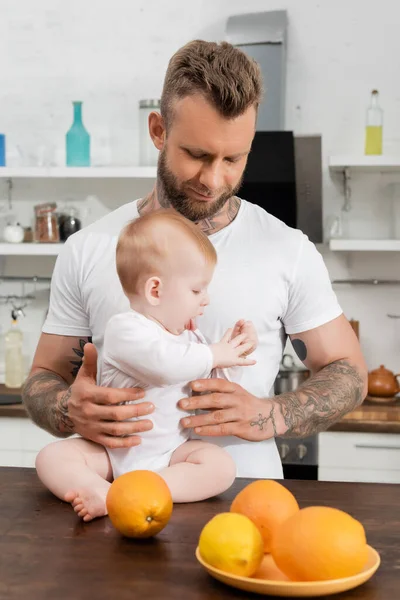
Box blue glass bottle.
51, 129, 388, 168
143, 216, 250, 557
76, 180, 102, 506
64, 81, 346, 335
66, 101, 90, 166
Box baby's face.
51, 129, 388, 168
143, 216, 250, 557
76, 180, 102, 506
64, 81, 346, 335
158, 250, 214, 335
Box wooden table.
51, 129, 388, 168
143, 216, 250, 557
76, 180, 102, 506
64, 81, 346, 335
0, 468, 398, 600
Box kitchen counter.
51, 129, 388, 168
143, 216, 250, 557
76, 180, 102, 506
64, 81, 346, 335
0, 468, 397, 600
0, 384, 24, 417
329, 397, 400, 433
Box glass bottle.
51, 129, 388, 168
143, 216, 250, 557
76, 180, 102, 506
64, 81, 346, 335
5, 310, 24, 388
365, 90, 383, 155
66, 101, 91, 166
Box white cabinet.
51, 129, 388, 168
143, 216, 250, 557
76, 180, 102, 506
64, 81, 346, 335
319, 431, 400, 484
0, 417, 60, 467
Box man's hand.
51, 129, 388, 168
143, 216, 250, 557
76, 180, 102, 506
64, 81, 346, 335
178, 378, 279, 440
68, 343, 154, 448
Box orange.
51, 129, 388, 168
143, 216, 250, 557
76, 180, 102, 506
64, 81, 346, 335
271, 506, 369, 581
230, 480, 299, 552
199, 512, 264, 577
106, 470, 173, 538
252, 554, 289, 581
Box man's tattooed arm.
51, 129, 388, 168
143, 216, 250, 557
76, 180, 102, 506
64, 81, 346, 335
248, 359, 365, 439
22, 372, 73, 437
22, 336, 92, 437
274, 359, 365, 438
250, 406, 278, 437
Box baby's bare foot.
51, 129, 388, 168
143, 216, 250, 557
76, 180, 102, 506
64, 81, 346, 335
65, 485, 110, 522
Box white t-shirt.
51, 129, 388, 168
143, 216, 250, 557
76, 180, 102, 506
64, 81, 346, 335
43, 199, 342, 478
101, 310, 239, 478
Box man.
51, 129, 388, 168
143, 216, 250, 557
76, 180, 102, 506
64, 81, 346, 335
23, 40, 367, 478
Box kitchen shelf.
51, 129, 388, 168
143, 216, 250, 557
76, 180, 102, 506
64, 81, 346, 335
329, 155, 400, 172
329, 239, 400, 251
0, 166, 157, 179
0, 243, 62, 256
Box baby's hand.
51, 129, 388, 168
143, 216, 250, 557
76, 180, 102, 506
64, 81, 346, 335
210, 329, 257, 369
231, 319, 258, 356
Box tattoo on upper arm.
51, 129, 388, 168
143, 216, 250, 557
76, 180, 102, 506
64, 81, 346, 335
292, 339, 307, 361
70, 336, 92, 377
275, 359, 364, 438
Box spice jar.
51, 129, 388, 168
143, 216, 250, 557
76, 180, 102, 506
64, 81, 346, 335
58, 205, 81, 241
34, 203, 60, 243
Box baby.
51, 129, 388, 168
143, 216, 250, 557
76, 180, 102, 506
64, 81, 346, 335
35, 209, 257, 521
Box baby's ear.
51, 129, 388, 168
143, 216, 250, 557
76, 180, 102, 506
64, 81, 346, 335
145, 276, 162, 306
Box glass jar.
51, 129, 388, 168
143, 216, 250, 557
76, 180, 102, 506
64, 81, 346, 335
58, 205, 81, 241
139, 99, 160, 166
34, 203, 60, 243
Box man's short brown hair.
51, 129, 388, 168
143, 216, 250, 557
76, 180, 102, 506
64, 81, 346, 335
160, 40, 263, 128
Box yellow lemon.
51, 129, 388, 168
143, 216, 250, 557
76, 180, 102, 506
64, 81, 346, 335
199, 512, 264, 577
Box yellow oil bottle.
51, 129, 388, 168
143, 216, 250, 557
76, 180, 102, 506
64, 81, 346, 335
365, 90, 383, 155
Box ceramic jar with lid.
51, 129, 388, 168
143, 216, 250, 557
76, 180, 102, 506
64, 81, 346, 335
368, 365, 400, 398
3, 223, 24, 243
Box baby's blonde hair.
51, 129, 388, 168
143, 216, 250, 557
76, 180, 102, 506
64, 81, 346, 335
116, 208, 217, 296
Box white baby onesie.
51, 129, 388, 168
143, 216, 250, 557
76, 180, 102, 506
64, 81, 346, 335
100, 309, 214, 478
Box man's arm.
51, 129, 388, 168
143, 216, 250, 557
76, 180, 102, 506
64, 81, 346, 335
22, 333, 153, 446
274, 314, 367, 437
22, 333, 92, 436
178, 315, 368, 441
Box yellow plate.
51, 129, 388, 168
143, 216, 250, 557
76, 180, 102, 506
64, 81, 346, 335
195, 545, 380, 598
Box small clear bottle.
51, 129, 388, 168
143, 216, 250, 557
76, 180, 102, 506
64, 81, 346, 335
5, 310, 24, 389
365, 90, 383, 155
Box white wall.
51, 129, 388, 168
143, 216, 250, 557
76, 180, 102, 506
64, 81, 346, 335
0, 0, 400, 377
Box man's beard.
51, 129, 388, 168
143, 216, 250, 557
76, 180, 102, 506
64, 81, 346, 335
157, 149, 243, 222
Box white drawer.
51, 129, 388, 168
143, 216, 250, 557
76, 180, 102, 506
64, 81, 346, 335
0, 450, 23, 467
22, 451, 39, 468
319, 466, 400, 484
319, 431, 400, 470
0, 418, 23, 451
20, 419, 59, 451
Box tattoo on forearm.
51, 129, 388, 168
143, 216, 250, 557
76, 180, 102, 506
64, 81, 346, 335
250, 406, 278, 437
22, 372, 73, 437
275, 359, 365, 438
59, 387, 74, 432
70, 336, 92, 377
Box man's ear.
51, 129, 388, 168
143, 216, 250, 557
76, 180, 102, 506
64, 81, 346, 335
145, 276, 162, 306
148, 111, 166, 151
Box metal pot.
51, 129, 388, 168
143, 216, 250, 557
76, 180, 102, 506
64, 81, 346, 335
274, 354, 310, 394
